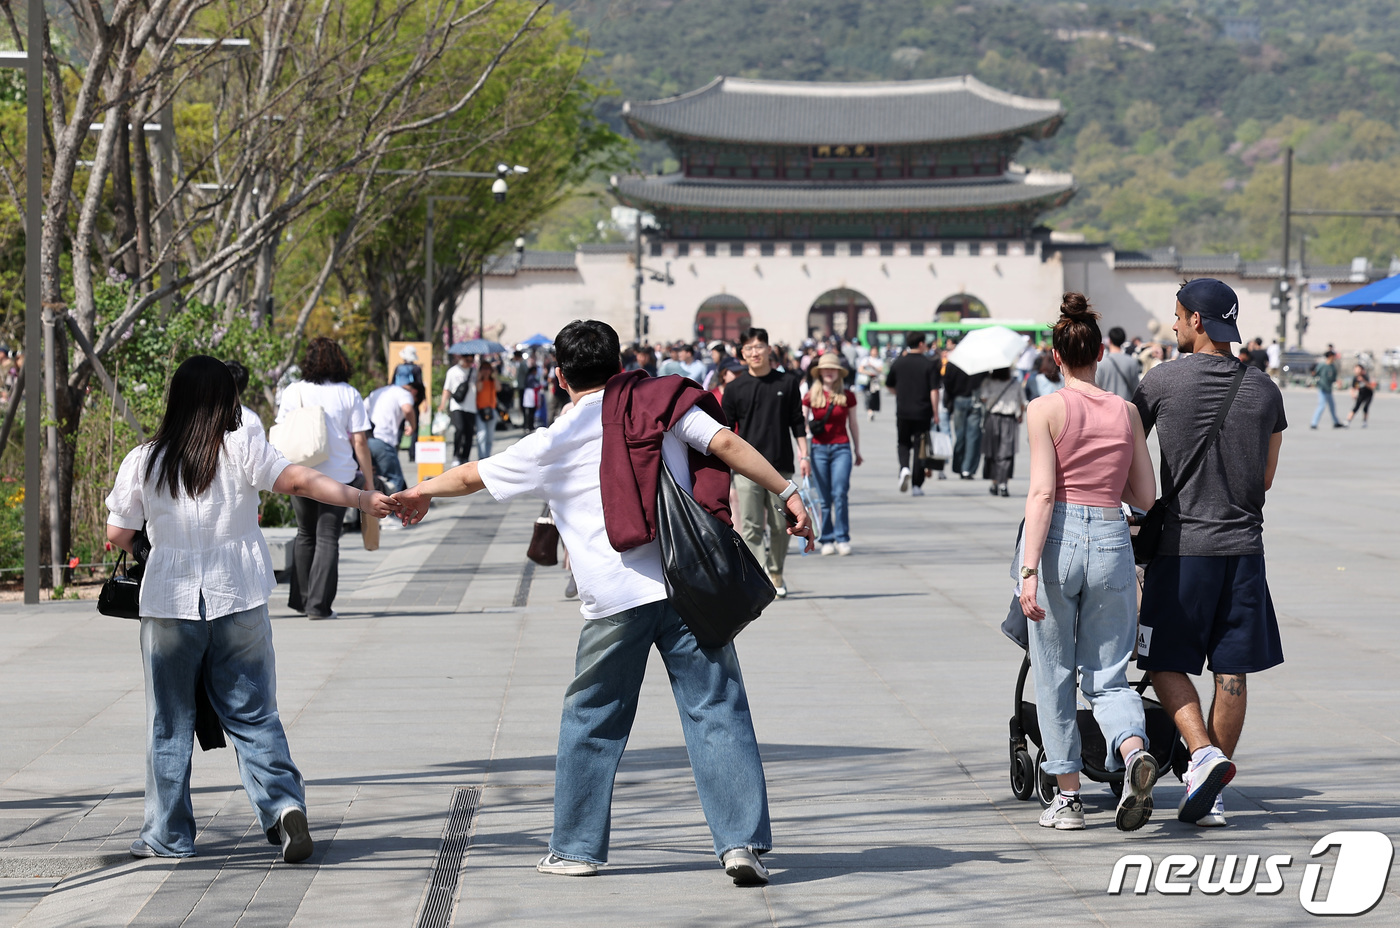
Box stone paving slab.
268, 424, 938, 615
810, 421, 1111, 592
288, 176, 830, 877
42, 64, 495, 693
0, 391, 1397, 927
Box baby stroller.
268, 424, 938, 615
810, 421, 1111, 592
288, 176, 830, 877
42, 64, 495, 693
1003, 597, 1189, 804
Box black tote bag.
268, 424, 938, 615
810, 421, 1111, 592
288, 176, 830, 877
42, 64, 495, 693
656, 462, 775, 649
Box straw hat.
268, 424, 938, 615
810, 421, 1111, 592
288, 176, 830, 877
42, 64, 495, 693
811, 352, 847, 374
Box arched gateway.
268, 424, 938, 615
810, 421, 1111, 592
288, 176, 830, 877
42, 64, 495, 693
695, 294, 751, 342
808, 288, 876, 341
936, 293, 990, 321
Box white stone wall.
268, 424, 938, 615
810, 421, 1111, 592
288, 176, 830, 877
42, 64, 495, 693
462, 242, 1400, 355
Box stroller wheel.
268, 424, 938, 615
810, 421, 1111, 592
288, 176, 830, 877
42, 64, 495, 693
1035, 748, 1058, 805
1110, 777, 1124, 799
1010, 749, 1035, 801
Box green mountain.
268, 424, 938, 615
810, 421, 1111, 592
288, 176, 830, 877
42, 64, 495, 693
555, 0, 1400, 266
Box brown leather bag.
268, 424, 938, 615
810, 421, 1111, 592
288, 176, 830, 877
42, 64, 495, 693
527, 507, 559, 566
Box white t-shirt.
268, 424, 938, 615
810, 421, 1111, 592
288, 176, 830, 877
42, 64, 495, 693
476, 390, 725, 620
1266, 343, 1281, 368
240, 404, 265, 442
367, 384, 414, 445
275, 380, 370, 483
106, 428, 290, 620
444, 365, 476, 412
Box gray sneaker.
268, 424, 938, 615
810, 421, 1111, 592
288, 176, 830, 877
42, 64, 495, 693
536, 852, 598, 876
722, 847, 770, 886
1115, 751, 1159, 832
1038, 794, 1085, 830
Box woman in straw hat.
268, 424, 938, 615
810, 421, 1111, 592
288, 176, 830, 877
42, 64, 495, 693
803, 352, 863, 556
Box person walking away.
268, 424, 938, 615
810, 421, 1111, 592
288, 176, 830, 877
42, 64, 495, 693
857, 346, 884, 420
224, 360, 265, 442
392, 344, 423, 389
521, 362, 540, 433
441, 354, 478, 464
1019, 294, 1160, 831
475, 361, 499, 457
366, 380, 419, 494
1095, 326, 1140, 401
722, 327, 809, 598
392, 320, 812, 884
1133, 277, 1286, 828
1347, 363, 1375, 428
804, 353, 862, 556
1033, 353, 1064, 398
1247, 338, 1269, 373
276, 337, 375, 621
978, 368, 1026, 497
885, 332, 941, 497
1310, 349, 1345, 429
107, 356, 398, 861
944, 359, 985, 480
1266, 340, 1282, 386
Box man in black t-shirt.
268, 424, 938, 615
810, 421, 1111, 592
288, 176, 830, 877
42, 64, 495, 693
884, 332, 942, 496
722, 327, 808, 598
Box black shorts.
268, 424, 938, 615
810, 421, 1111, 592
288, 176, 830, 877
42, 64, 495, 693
1137, 555, 1284, 676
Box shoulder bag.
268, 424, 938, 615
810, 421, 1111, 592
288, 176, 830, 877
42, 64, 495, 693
1132, 362, 1247, 565
268, 383, 330, 468
526, 505, 560, 566
656, 461, 775, 649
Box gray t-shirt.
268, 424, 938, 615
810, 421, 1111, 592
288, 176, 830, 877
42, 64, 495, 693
1133, 353, 1287, 556
1096, 351, 1140, 401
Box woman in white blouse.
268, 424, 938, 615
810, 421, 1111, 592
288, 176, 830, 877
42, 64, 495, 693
107, 356, 397, 862
275, 337, 375, 620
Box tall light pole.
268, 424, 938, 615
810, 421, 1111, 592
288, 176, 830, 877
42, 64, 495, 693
630, 212, 672, 345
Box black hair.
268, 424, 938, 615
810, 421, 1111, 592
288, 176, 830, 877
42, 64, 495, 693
301, 336, 352, 384
1053, 292, 1102, 370
1108, 327, 1126, 348
145, 355, 242, 497
405, 381, 425, 404
905, 331, 927, 350
555, 319, 621, 391
224, 359, 250, 395
741, 327, 769, 346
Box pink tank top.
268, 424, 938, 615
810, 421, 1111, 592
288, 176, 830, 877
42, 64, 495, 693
1052, 388, 1133, 507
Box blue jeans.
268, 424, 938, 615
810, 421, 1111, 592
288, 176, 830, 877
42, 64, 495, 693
550, 599, 771, 865
367, 437, 406, 494
1027, 503, 1146, 776
474, 410, 494, 458
952, 395, 983, 475
140, 602, 305, 856
1311, 388, 1339, 427
809, 442, 852, 543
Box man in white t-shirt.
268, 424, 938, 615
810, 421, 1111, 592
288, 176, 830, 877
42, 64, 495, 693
393, 320, 812, 886
366, 382, 419, 493
439, 355, 477, 467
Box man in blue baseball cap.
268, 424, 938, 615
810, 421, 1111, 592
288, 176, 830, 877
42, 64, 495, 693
1131, 278, 1287, 829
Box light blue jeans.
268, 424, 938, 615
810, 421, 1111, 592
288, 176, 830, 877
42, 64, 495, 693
474, 410, 495, 458
139, 602, 305, 856
810, 442, 852, 543
549, 599, 771, 865
1311, 388, 1340, 427
1028, 503, 1146, 776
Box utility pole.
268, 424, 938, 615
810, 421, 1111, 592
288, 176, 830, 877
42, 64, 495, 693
22, 2, 42, 603
633, 223, 644, 346
1278, 146, 1292, 349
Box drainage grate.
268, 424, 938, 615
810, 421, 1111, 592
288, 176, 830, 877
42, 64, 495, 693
415, 787, 481, 928
511, 559, 535, 607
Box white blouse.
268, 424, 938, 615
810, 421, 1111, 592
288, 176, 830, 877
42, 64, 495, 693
275, 380, 370, 483
105, 428, 291, 620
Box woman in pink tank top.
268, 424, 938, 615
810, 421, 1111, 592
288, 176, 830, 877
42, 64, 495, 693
1017, 293, 1159, 833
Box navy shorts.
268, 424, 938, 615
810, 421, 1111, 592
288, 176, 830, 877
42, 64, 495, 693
1137, 555, 1284, 675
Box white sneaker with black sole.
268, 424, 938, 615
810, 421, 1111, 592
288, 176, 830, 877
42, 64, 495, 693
1038, 793, 1085, 830
722, 847, 770, 885
536, 852, 598, 876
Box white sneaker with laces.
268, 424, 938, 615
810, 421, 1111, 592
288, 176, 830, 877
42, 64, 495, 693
835, 542, 852, 556
537, 852, 598, 876
820, 542, 835, 556
1038, 794, 1085, 830
1195, 793, 1228, 827
722, 847, 770, 886
898, 467, 911, 492
1177, 751, 1235, 823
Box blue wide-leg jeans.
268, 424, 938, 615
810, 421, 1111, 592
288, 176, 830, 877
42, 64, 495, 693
139, 602, 306, 856
549, 599, 771, 865
809, 442, 852, 543
1027, 503, 1147, 776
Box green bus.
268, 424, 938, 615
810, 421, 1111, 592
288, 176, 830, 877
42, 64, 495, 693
857, 320, 1052, 353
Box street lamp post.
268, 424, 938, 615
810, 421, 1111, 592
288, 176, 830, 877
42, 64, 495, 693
630, 213, 673, 345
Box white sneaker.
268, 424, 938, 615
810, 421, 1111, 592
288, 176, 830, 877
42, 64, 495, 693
835, 542, 852, 556
911, 485, 925, 497
1195, 793, 1228, 828
820, 542, 835, 556
1177, 751, 1235, 824
769, 573, 787, 598
721, 847, 770, 886
898, 467, 911, 492
537, 852, 598, 876
1038, 794, 1085, 830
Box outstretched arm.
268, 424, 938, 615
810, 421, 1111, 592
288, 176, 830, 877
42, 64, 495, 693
273, 465, 398, 516
391, 462, 484, 524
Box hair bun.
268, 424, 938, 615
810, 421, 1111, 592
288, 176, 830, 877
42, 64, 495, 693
1059, 291, 1095, 321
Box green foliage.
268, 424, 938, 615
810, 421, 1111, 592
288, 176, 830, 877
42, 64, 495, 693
559, 0, 1400, 264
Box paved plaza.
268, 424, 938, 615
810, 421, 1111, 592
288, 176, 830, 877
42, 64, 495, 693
1, 389, 1397, 927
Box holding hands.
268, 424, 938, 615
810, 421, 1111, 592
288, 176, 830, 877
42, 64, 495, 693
391, 485, 432, 526
356, 489, 401, 519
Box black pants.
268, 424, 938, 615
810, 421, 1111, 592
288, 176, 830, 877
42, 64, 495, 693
450, 409, 476, 463
289, 474, 360, 619
896, 417, 931, 488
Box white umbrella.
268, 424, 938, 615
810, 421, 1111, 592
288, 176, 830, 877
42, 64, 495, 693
946, 326, 1029, 376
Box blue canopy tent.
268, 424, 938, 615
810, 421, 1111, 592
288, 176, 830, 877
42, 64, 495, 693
518, 333, 553, 347
1319, 275, 1400, 312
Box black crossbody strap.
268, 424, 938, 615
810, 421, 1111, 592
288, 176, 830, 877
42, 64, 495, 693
1160, 362, 1247, 508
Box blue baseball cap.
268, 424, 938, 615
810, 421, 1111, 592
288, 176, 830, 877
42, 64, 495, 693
1177, 278, 1241, 343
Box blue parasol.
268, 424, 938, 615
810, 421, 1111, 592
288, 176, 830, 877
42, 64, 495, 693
448, 338, 508, 355
518, 333, 554, 347
1319, 275, 1400, 312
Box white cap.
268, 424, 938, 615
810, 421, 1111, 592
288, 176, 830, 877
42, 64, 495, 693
399, 345, 418, 362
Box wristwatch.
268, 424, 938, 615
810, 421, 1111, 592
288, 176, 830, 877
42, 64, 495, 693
778, 480, 799, 502
1019, 566, 1038, 579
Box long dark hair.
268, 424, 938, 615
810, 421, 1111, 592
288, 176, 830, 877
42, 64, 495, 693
144, 355, 242, 497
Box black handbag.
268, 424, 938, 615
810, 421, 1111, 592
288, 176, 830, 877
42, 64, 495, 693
1132, 363, 1247, 565
527, 506, 560, 566
97, 549, 144, 619
656, 462, 775, 649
